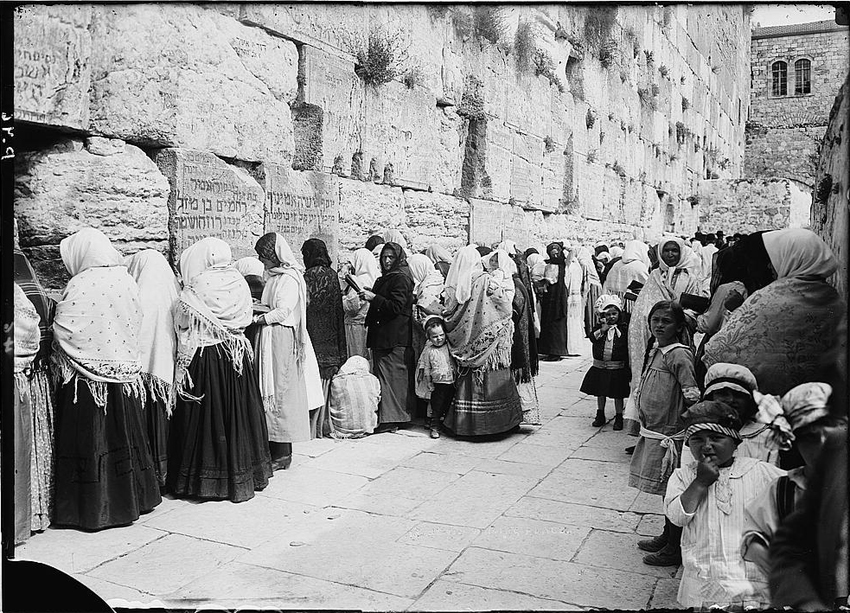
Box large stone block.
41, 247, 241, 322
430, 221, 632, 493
88, 4, 295, 163
403, 191, 469, 253
258, 165, 341, 267
14, 138, 170, 289
14, 5, 92, 129
154, 149, 264, 266
338, 179, 406, 256
511, 132, 545, 209
469, 198, 530, 248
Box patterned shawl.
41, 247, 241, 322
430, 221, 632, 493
14, 243, 54, 367
14, 283, 40, 375
126, 250, 180, 404
445, 244, 483, 306
52, 228, 144, 408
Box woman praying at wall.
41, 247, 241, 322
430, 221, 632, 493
52, 228, 161, 529
342, 247, 381, 361
254, 233, 324, 469
301, 238, 348, 438
168, 237, 272, 501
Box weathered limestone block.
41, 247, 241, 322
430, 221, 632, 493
14, 138, 170, 289
240, 3, 368, 55
14, 5, 92, 129
88, 4, 295, 163
542, 147, 568, 213
154, 149, 264, 265
511, 132, 545, 209
257, 164, 340, 267
506, 73, 551, 138
469, 198, 530, 248
403, 191, 469, 254
432, 108, 466, 195
338, 179, 406, 255
480, 120, 512, 203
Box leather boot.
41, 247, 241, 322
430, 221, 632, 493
269, 442, 292, 471
637, 520, 669, 552
592, 410, 606, 427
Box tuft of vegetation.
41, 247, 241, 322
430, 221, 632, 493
680, 75, 686, 86
514, 20, 536, 72
345, 26, 410, 87
681, 97, 690, 112
644, 50, 654, 66
608, 112, 616, 121
718, 157, 730, 170
458, 74, 485, 120
658, 64, 669, 78
598, 40, 617, 68
583, 5, 618, 50
532, 49, 565, 92
586, 149, 598, 163
426, 5, 450, 20
586, 108, 597, 129
599, 131, 606, 144
402, 63, 425, 89
638, 87, 657, 111
566, 34, 586, 59
651, 83, 660, 97
675, 121, 686, 144
620, 119, 627, 131
474, 6, 506, 45
544, 135, 556, 153
628, 123, 634, 133
612, 161, 626, 177
451, 8, 474, 39
670, 153, 679, 162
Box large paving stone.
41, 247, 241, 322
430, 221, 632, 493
521, 417, 596, 449
305, 439, 424, 478
649, 577, 683, 609
334, 490, 425, 517
16, 524, 165, 575
401, 451, 484, 475
636, 513, 666, 537
411, 579, 582, 611
572, 529, 679, 578
581, 430, 637, 450
294, 436, 347, 458
529, 459, 638, 511
426, 433, 526, 459
86, 534, 244, 596
470, 460, 552, 480
496, 440, 575, 468
74, 575, 164, 608
355, 467, 461, 501
141, 495, 317, 549
471, 516, 591, 562
241, 537, 457, 599
397, 522, 481, 553
569, 443, 633, 464
630, 491, 665, 515
256, 464, 369, 507
504, 497, 641, 533
442, 546, 656, 610
170, 561, 413, 610
409, 471, 538, 529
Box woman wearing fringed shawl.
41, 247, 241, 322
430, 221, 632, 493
168, 237, 272, 501
52, 228, 161, 529
441, 245, 523, 436
704, 229, 845, 398
301, 238, 348, 439
14, 283, 40, 543
425, 244, 453, 280
504, 251, 541, 426
342, 248, 381, 361
125, 250, 180, 491
409, 253, 448, 423
254, 233, 323, 469
361, 242, 416, 431
13, 218, 57, 533
537, 242, 570, 360
622, 236, 705, 437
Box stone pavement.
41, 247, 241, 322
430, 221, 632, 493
16, 344, 683, 611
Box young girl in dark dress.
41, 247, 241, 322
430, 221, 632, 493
581, 294, 631, 430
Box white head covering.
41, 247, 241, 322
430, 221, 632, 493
235, 256, 265, 278
125, 250, 181, 402
496, 240, 518, 256
527, 253, 547, 282
59, 227, 123, 276
621, 240, 650, 267
383, 229, 408, 251
351, 247, 381, 289
597, 251, 611, 263
445, 244, 483, 304
656, 236, 701, 288
595, 294, 623, 313
425, 244, 453, 264
408, 253, 443, 296
14, 283, 40, 374
609, 246, 624, 259
483, 249, 515, 275
762, 228, 838, 280
179, 237, 232, 286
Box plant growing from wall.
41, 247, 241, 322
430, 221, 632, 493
451, 8, 474, 39
599, 131, 606, 144
651, 83, 660, 97
681, 97, 690, 112
345, 26, 410, 87
543, 135, 556, 153
402, 63, 425, 89
637, 87, 657, 111
658, 64, 669, 78
586, 108, 597, 129
718, 157, 730, 171
675, 121, 686, 144
598, 40, 617, 68
644, 50, 654, 66
680, 75, 686, 85
474, 6, 506, 45
619, 69, 629, 83
532, 49, 565, 92
612, 161, 626, 177
554, 22, 569, 41
608, 112, 616, 121
566, 33, 586, 59
514, 19, 535, 72
583, 5, 618, 51
586, 149, 598, 163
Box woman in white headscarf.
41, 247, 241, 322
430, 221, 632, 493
409, 253, 446, 355
342, 248, 381, 361
622, 236, 705, 437
52, 228, 161, 529
425, 244, 453, 280
253, 232, 323, 468
603, 240, 650, 310
125, 250, 180, 491
235, 256, 266, 302
383, 228, 410, 255
168, 237, 272, 502
564, 245, 586, 356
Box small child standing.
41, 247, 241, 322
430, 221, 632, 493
580, 294, 631, 430
629, 300, 701, 567
415, 317, 457, 439
666, 401, 785, 610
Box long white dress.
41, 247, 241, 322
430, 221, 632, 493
565, 260, 585, 355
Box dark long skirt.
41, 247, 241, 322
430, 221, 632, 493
14, 385, 32, 543
537, 316, 567, 356
143, 389, 169, 490
443, 367, 523, 436
54, 381, 162, 530
167, 345, 273, 503
373, 346, 415, 425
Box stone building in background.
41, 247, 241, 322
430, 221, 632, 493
13, 4, 752, 288
698, 16, 848, 235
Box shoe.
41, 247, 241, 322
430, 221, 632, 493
643, 544, 682, 567
613, 414, 624, 431
637, 532, 669, 553
375, 424, 399, 434
592, 411, 606, 427
625, 445, 635, 455
271, 455, 292, 471
430, 428, 441, 439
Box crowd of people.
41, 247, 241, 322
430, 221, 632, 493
11, 221, 847, 611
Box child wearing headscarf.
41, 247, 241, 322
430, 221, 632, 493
665, 401, 785, 610
580, 295, 630, 430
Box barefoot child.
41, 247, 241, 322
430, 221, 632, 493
630, 300, 701, 566
666, 401, 785, 610
580, 294, 631, 430
415, 316, 457, 439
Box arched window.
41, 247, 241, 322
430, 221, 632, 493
771, 61, 787, 96
795, 59, 811, 95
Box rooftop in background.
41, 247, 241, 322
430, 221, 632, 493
753, 19, 848, 39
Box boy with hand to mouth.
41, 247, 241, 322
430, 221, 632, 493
665, 401, 785, 611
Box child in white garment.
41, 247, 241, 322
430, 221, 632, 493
415, 317, 457, 439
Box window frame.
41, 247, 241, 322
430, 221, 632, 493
770, 60, 788, 97
794, 58, 812, 96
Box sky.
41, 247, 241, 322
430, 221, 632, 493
751, 3, 837, 27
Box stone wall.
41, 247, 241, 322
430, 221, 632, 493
14, 4, 752, 288
745, 24, 849, 187
696, 178, 811, 234
810, 74, 849, 298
